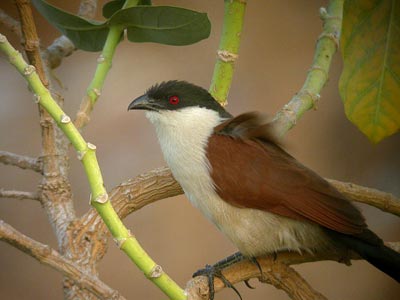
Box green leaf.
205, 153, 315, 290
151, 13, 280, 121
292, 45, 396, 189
139, 0, 152, 5
102, 0, 152, 19
103, 0, 125, 19
339, 0, 400, 143
110, 6, 211, 45
32, 0, 109, 51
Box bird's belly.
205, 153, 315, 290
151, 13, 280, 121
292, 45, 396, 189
185, 188, 331, 257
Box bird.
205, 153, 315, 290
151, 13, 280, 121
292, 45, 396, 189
128, 80, 400, 296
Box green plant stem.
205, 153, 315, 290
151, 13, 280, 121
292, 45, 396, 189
0, 34, 186, 300
74, 0, 140, 129
273, 0, 344, 136
209, 0, 246, 105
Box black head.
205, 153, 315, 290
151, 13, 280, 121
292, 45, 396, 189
128, 80, 232, 118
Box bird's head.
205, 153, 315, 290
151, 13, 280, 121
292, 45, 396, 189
128, 80, 231, 119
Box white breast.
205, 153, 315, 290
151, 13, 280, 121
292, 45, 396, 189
146, 107, 330, 256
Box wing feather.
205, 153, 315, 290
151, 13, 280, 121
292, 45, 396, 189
207, 113, 366, 235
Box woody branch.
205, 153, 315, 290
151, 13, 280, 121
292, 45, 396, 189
0, 220, 125, 300
0, 150, 42, 173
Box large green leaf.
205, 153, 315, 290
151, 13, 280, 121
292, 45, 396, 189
102, 0, 152, 19
339, 0, 400, 143
110, 6, 211, 45
32, 0, 210, 50
32, 0, 109, 52
103, 0, 125, 19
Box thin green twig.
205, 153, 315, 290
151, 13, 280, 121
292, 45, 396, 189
273, 0, 344, 135
74, 0, 139, 129
209, 0, 246, 105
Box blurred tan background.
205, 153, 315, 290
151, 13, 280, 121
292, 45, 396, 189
1, 1, 399, 299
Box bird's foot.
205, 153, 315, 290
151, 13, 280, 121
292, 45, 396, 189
193, 264, 242, 300
243, 256, 263, 289
193, 252, 245, 300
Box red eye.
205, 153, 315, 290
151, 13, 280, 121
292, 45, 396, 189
169, 95, 180, 105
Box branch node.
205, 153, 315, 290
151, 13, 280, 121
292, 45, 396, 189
113, 230, 132, 248
60, 114, 71, 124
317, 32, 339, 49
319, 7, 328, 19
24, 39, 40, 51
33, 94, 41, 103
92, 193, 109, 204
23, 65, 36, 76
147, 264, 164, 279
92, 88, 101, 97
87, 142, 97, 150
282, 104, 297, 126
298, 90, 321, 110
97, 54, 106, 63
77, 149, 87, 161
308, 65, 329, 82
217, 50, 239, 62
319, 6, 342, 21
0, 34, 7, 43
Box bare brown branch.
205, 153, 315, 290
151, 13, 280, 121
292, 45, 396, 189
0, 189, 39, 201
328, 179, 400, 217
258, 263, 327, 300
0, 220, 125, 300
45, 36, 75, 69
15, 0, 47, 85
81, 167, 183, 234
77, 0, 98, 18
0, 150, 42, 173
0, 8, 22, 38
110, 167, 183, 220
101, 167, 400, 225
185, 245, 400, 300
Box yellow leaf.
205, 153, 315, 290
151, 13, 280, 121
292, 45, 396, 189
339, 0, 400, 143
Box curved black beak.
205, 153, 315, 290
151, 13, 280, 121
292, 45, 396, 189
128, 94, 155, 111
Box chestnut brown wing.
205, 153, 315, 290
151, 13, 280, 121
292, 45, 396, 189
206, 130, 366, 235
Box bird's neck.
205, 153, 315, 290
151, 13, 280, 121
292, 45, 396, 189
146, 106, 224, 167
145, 107, 224, 203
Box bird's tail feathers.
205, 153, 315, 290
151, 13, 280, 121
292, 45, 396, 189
329, 229, 400, 282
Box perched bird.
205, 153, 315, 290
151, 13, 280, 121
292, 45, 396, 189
128, 80, 400, 295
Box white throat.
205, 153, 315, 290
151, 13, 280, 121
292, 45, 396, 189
145, 106, 224, 211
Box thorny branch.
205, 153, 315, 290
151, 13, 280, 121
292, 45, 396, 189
0, 150, 42, 173
0, 220, 126, 300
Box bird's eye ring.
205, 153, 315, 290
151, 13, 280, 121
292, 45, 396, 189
169, 95, 180, 105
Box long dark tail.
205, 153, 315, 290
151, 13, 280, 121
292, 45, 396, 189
327, 229, 400, 282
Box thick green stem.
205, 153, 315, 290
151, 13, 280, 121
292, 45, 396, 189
273, 0, 344, 135
74, 0, 139, 129
0, 34, 186, 300
209, 0, 246, 105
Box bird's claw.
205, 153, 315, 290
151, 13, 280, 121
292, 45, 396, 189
193, 264, 242, 300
